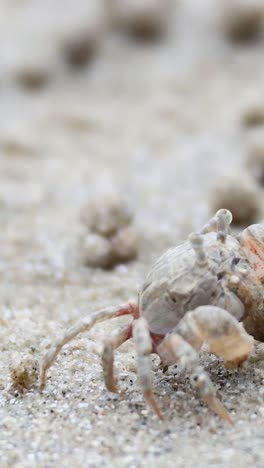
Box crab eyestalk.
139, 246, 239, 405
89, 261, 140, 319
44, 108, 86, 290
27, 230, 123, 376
189, 232, 208, 266
216, 209, 233, 242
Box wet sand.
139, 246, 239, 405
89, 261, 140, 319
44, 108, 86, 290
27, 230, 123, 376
1, 1, 264, 467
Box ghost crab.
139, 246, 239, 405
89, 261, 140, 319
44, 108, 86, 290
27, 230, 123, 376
39, 209, 264, 423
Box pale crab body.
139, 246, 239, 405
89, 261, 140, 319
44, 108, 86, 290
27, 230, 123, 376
140, 232, 247, 335
36, 209, 264, 424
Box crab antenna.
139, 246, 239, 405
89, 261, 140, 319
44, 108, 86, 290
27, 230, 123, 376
189, 232, 207, 266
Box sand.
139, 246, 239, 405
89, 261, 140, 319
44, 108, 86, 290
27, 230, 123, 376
1, 1, 264, 467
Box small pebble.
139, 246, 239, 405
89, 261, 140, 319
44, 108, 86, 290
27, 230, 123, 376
110, 0, 172, 39
221, 0, 264, 42
210, 172, 261, 225
81, 233, 112, 269
10, 355, 39, 391
58, 2, 105, 68
111, 226, 140, 263
246, 129, 264, 184
81, 192, 133, 238
80, 190, 139, 268
61, 28, 101, 68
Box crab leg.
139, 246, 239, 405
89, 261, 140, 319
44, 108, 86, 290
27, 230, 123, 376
39, 302, 138, 390
133, 318, 163, 420
175, 305, 254, 367
200, 209, 232, 242
158, 333, 233, 424
102, 323, 132, 393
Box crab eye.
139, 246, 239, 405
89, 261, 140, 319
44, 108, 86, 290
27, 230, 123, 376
231, 257, 240, 268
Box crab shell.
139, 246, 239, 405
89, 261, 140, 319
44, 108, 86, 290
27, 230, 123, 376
139, 231, 262, 338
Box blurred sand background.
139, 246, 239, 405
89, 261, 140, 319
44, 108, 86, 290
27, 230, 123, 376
1, 0, 264, 466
